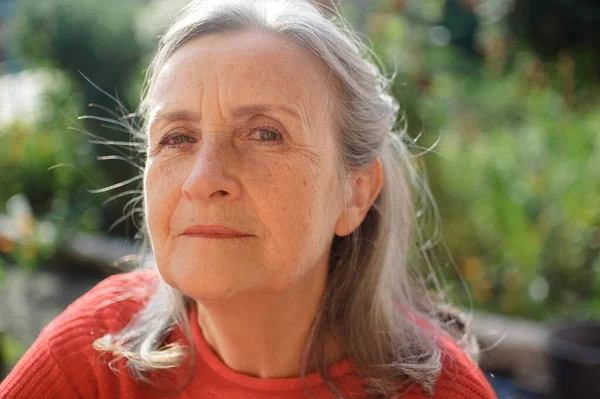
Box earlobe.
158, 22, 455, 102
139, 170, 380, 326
334, 158, 383, 237
334, 208, 359, 237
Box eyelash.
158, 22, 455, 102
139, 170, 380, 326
157, 125, 284, 148
249, 125, 284, 146
158, 133, 195, 148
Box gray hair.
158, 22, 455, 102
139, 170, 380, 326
93, 0, 478, 397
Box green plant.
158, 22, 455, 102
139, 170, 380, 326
359, 0, 600, 319
9, 0, 148, 112
0, 71, 111, 270
9, 0, 151, 238
422, 69, 600, 319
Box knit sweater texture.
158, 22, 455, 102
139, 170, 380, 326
0, 270, 497, 398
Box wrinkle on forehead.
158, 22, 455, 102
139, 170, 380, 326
146, 30, 340, 144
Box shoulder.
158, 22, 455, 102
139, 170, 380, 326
401, 328, 497, 398
398, 306, 497, 399
400, 331, 497, 399
1, 269, 161, 398
42, 269, 159, 338
42, 268, 160, 350
430, 332, 497, 399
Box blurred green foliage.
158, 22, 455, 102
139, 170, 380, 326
424, 66, 600, 319
357, 0, 600, 319
6, 0, 150, 238
1, 333, 27, 368
0, 72, 110, 270
10, 0, 148, 110
509, 0, 600, 63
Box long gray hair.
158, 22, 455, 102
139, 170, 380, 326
93, 0, 478, 397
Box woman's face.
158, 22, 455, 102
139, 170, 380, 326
144, 31, 349, 299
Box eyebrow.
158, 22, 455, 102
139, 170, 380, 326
231, 104, 299, 119
148, 110, 201, 126
149, 104, 300, 127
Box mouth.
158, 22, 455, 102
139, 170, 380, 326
182, 233, 249, 239
180, 225, 251, 239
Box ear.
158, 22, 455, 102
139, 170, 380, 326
335, 157, 384, 237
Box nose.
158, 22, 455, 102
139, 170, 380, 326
181, 138, 241, 203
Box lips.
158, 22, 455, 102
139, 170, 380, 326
181, 225, 250, 238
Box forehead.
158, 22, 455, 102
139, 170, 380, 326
148, 31, 336, 125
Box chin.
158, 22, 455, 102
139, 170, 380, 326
157, 259, 251, 300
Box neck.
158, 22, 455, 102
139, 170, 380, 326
194, 259, 344, 379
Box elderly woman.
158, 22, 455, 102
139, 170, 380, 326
1, 0, 496, 398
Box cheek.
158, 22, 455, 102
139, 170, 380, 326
255, 160, 314, 214
253, 155, 340, 253
144, 160, 183, 242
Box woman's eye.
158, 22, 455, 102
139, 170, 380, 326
250, 127, 283, 145
156, 127, 282, 150
158, 133, 196, 148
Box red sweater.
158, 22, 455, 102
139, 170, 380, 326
0, 270, 496, 398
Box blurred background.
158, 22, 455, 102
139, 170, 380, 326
0, 0, 599, 397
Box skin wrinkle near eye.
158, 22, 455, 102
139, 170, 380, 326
148, 120, 289, 160
147, 108, 303, 152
